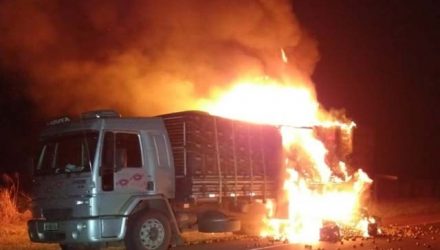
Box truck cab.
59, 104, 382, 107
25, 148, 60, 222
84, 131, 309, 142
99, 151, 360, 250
28, 110, 177, 250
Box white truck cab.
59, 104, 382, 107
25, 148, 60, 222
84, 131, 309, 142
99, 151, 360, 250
28, 110, 179, 250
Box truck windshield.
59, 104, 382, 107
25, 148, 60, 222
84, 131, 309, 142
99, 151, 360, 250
35, 131, 99, 176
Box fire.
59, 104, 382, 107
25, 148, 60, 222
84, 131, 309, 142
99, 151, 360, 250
202, 78, 319, 127
281, 48, 289, 63
200, 77, 373, 243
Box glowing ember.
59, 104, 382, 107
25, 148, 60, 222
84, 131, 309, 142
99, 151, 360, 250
200, 77, 373, 243
281, 48, 289, 63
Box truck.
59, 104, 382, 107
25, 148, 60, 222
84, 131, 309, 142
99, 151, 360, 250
27, 110, 283, 250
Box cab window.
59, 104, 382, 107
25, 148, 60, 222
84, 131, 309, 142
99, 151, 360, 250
36, 131, 98, 175
102, 132, 142, 169
152, 134, 170, 168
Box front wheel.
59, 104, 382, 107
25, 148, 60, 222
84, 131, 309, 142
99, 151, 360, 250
125, 210, 171, 250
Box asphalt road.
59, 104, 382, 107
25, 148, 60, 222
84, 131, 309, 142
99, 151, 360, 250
173, 224, 440, 250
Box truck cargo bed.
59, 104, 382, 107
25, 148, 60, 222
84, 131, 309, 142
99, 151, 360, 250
161, 111, 283, 203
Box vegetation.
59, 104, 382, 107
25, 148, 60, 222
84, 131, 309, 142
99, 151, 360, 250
0, 173, 30, 223
0, 173, 57, 250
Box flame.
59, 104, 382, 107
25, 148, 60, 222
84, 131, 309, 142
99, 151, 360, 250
281, 48, 288, 63
200, 76, 373, 243
202, 78, 319, 127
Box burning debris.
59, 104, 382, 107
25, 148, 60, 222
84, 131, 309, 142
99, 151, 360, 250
202, 72, 374, 243
319, 221, 341, 242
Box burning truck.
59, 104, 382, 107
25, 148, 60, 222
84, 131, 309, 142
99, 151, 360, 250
28, 110, 282, 250
28, 104, 375, 250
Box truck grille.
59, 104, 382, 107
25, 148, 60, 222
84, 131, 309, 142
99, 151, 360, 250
42, 208, 72, 220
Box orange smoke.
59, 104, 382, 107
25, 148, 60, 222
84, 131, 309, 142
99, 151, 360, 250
0, 0, 317, 117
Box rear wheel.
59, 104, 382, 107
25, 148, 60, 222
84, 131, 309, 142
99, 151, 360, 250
197, 210, 241, 233
125, 210, 171, 250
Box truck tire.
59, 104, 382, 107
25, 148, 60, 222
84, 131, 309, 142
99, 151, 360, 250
198, 217, 241, 232
197, 210, 241, 233
125, 210, 171, 250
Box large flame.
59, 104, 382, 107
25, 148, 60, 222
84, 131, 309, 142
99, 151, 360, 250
200, 76, 372, 243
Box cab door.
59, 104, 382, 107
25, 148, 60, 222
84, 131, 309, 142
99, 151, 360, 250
101, 131, 147, 193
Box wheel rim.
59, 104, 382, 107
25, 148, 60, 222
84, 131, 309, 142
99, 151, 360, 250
139, 218, 165, 249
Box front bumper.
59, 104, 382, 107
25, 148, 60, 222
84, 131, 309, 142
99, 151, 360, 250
28, 216, 128, 244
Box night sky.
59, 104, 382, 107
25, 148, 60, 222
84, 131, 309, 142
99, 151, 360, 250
0, 1, 438, 180
293, 0, 439, 178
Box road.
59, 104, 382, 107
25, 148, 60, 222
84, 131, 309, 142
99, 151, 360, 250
172, 224, 440, 250
18, 220, 440, 249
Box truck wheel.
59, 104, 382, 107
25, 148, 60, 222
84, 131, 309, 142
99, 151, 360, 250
198, 217, 241, 232
125, 210, 171, 250
197, 210, 241, 233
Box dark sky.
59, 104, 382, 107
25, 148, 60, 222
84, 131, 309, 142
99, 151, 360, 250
293, 0, 440, 178
0, 1, 438, 179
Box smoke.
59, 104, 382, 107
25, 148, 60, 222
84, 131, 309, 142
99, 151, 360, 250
0, 0, 319, 116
